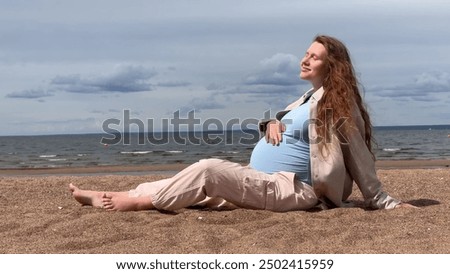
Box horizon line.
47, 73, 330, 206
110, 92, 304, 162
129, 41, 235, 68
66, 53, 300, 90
1, 124, 450, 137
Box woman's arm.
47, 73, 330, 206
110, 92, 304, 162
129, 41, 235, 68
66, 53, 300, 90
340, 119, 403, 209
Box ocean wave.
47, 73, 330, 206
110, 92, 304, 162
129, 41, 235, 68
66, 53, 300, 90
48, 158, 67, 162
383, 148, 401, 152
120, 151, 153, 155
39, 154, 57, 158
152, 150, 184, 154
1, 129, 447, 169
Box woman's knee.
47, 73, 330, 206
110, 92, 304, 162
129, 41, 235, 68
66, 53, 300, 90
197, 158, 228, 173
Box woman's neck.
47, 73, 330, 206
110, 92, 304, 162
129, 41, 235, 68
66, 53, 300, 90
311, 79, 323, 91
312, 83, 323, 91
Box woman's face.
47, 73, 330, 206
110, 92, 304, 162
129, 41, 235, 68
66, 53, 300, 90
300, 42, 328, 89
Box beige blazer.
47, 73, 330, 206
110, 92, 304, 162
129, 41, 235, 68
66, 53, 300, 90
267, 87, 401, 209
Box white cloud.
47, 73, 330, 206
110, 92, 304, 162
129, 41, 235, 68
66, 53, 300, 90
244, 53, 301, 86
414, 71, 450, 91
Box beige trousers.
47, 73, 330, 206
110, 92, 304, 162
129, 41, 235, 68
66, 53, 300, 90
129, 159, 317, 212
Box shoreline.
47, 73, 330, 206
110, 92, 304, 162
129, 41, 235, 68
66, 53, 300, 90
0, 163, 190, 176
0, 159, 449, 176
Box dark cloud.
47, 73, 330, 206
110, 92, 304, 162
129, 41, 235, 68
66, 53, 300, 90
51, 65, 157, 93
5, 89, 54, 99
189, 96, 226, 110
206, 83, 226, 91
156, 81, 191, 87
369, 71, 450, 101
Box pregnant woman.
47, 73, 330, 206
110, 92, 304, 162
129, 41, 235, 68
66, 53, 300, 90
70, 35, 415, 212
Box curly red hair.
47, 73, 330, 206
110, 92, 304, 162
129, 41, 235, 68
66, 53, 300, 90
314, 35, 374, 157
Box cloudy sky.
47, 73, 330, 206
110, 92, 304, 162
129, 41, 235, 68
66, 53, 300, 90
1, 0, 449, 136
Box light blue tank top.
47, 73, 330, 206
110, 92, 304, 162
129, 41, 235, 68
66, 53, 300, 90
249, 98, 311, 185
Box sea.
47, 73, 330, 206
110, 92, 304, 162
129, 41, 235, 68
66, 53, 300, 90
0, 125, 449, 170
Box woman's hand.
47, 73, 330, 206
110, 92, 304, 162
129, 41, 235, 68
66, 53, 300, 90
395, 202, 419, 209
265, 120, 286, 146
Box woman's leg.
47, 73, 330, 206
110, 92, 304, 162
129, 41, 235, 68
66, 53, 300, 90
146, 159, 317, 211
124, 159, 256, 211
69, 183, 154, 211
70, 158, 317, 212
147, 159, 277, 211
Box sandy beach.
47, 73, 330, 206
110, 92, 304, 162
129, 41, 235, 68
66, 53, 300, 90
0, 160, 449, 254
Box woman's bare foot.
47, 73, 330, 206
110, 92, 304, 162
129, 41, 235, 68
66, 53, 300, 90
69, 183, 105, 208
102, 193, 154, 211
69, 183, 154, 211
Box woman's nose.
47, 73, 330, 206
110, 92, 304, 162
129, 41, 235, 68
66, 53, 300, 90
301, 58, 309, 66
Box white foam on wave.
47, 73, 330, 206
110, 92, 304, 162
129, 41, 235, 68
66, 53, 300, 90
48, 158, 67, 162
120, 151, 153, 155
222, 151, 239, 154
39, 154, 57, 158
383, 148, 401, 152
